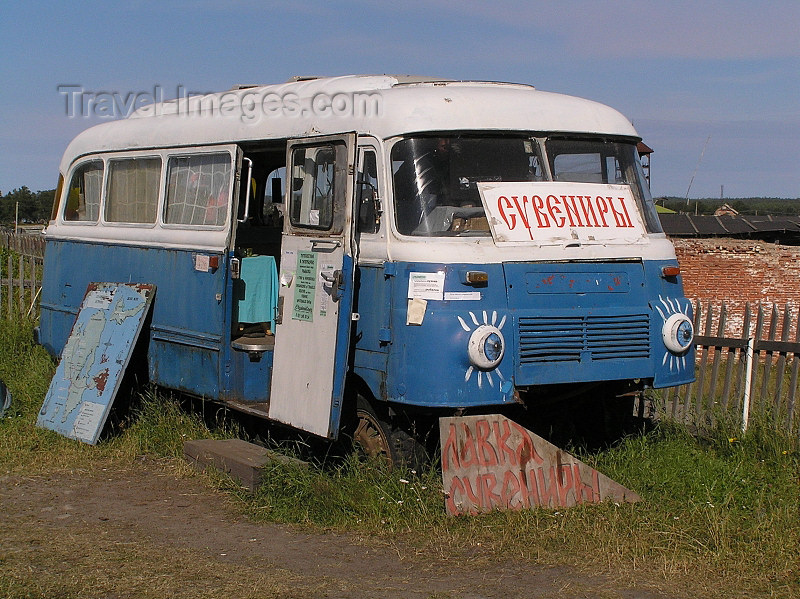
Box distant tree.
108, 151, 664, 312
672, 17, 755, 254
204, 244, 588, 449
0, 187, 57, 224
0, 187, 33, 224
35, 189, 56, 222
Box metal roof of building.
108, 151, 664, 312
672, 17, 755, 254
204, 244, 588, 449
660, 213, 800, 243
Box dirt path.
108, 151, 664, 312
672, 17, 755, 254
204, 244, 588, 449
0, 462, 671, 599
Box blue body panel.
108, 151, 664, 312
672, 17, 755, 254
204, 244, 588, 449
40, 238, 694, 417
354, 262, 516, 408
327, 253, 356, 435
352, 259, 694, 409
40, 239, 231, 398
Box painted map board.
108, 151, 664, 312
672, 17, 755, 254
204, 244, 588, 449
440, 414, 641, 515
37, 283, 155, 444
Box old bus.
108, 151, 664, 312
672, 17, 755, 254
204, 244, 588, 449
39, 75, 695, 463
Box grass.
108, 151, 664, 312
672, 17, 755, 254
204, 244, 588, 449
1, 316, 798, 598
2, 518, 315, 599
0, 317, 226, 476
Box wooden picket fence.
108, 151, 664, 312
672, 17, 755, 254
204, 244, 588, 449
0, 252, 43, 319
659, 301, 800, 436
1, 229, 45, 319
0, 227, 46, 258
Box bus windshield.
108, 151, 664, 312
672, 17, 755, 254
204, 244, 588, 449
391, 136, 544, 236
391, 135, 661, 237
545, 137, 662, 234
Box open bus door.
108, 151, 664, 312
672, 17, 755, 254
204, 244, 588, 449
268, 134, 357, 438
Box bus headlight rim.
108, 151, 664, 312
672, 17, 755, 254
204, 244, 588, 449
467, 324, 505, 370
662, 312, 694, 354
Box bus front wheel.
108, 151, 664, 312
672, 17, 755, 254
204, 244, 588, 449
350, 394, 427, 471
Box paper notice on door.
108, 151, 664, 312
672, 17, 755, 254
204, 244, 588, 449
292, 251, 317, 322
407, 272, 445, 301
407, 298, 427, 325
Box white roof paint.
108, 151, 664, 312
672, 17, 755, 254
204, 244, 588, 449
49, 76, 673, 262
59, 75, 639, 173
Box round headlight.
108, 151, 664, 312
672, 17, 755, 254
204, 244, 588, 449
468, 324, 505, 369
662, 313, 694, 354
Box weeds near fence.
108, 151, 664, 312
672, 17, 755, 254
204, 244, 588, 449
662, 301, 800, 437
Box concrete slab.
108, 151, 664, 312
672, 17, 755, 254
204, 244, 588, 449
183, 438, 307, 491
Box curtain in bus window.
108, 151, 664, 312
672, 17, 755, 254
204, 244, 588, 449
64, 160, 103, 221
165, 153, 232, 226
105, 157, 161, 223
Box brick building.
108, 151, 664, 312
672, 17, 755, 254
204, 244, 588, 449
660, 214, 800, 336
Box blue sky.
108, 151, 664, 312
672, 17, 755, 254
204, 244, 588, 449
1, 0, 798, 199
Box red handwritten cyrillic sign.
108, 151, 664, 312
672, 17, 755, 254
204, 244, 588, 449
477, 182, 647, 244
440, 414, 641, 516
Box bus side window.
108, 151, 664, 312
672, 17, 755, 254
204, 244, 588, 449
105, 157, 161, 224
357, 149, 379, 234
165, 153, 232, 226
64, 160, 103, 222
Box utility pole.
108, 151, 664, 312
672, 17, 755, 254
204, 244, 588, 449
685, 135, 712, 204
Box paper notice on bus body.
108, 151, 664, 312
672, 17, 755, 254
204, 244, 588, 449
407, 272, 444, 301
407, 298, 427, 325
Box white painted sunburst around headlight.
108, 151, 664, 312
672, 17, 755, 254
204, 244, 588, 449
457, 310, 507, 389
656, 295, 694, 372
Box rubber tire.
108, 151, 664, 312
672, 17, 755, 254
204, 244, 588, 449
351, 394, 428, 471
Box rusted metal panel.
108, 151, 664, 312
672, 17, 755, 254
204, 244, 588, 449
440, 414, 640, 516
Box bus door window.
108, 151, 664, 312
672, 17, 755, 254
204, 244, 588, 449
289, 145, 336, 229
357, 148, 380, 234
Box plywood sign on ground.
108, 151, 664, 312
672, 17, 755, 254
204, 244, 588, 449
440, 414, 641, 515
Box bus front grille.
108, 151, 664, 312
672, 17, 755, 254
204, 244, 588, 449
518, 314, 650, 363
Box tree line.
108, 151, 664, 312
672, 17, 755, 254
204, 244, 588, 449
0, 187, 55, 225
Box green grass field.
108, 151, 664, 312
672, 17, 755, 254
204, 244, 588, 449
1, 316, 798, 598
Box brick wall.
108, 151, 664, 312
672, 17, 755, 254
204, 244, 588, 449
672, 238, 800, 337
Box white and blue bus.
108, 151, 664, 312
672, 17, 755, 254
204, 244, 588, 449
39, 75, 694, 463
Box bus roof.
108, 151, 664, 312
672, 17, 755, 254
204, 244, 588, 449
59, 75, 639, 172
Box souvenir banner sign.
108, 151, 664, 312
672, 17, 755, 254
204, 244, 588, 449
477, 182, 647, 244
